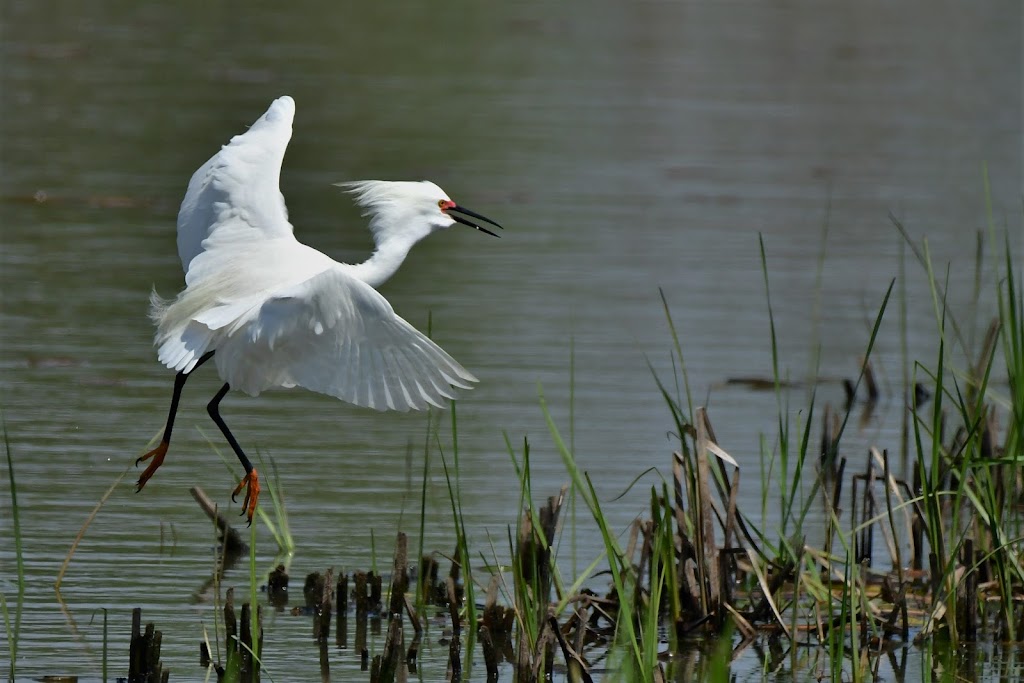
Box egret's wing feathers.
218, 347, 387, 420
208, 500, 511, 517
213, 266, 477, 411
177, 96, 297, 277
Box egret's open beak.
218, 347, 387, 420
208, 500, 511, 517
445, 203, 503, 238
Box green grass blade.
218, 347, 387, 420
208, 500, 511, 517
539, 386, 644, 672
2, 420, 24, 681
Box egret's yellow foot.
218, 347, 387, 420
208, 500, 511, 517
135, 442, 169, 492
232, 469, 260, 525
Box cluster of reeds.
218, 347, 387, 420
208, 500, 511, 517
471, 218, 1022, 681
2, 203, 1020, 682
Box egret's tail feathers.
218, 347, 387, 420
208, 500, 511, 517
149, 288, 172, 325
156, 322, 215, 373
150, 283, 222, 374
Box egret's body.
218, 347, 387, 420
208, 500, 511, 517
136, 96, 501, 522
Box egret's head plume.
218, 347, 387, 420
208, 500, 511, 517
337, 180, 454, 246
337, 180, 503, 246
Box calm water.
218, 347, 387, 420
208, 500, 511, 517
1, 1, 1020, 680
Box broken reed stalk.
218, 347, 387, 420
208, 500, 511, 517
267, 564, 289, 609
879, 449, 906, 586
446, 544, 463, 608
418, 555, 441, 605
371, 611, 404, 683
318, 636, 331, 681
403, 594, 422, 670
694, 408, 721, 624
336, 572, 349, 650
388, 532, 409, 616
514, 487, 565, 679
218, 588, 260, 682
128, 608, 167, 683
224, 587, 237, 665
303, 571, 325, 609
479, 624, 499, 682
548, 614, 593, 683
669, 408, 749, 637
238, 602, 262, 683
190, 486, 246, 557
354, 571, 369, 661
336, 572, 349, 617
480, 577, 500, 681
446, 576, 462, 681
672, 450, 701, 618
314, 567, 334, 642
481, 575, 514, 681
703, 411, 761, 587
852, 453, 878, 565
370, 571, 383, 611
370, 532, 409, 683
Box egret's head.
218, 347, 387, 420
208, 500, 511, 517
337, 180, 502, 246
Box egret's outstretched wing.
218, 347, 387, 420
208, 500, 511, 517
177, 96, 297, 277
212, 266, 477, 411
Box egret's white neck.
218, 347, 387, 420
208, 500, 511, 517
345, 234, 420, 289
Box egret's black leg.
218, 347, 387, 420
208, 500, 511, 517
136, 351, 214, 492
207, 382, 260, 524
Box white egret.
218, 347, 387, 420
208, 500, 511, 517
136, 95, 502, 523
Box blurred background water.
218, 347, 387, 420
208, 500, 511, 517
1, 0, 1020, 680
